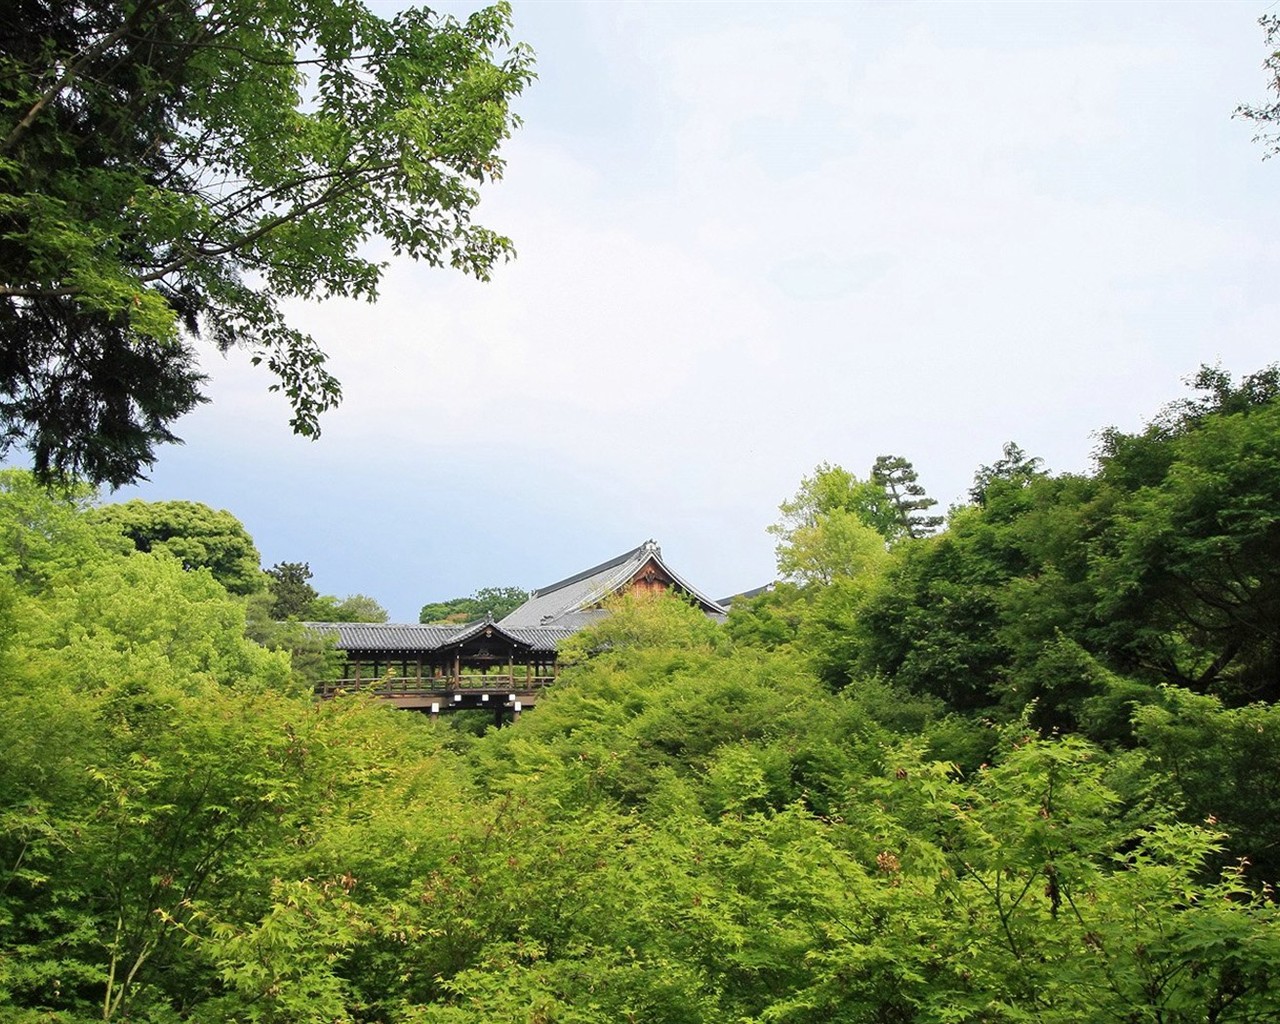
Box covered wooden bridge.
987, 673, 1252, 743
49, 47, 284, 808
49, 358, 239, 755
307, 540, 730, 720
307, 617, 577, 722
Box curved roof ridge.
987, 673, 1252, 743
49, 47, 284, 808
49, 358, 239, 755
566, 545, 655, 609
531, 541, 650, 597
498, 540, 726, 628
439, 617, 539, 649
644, 553, 728, 616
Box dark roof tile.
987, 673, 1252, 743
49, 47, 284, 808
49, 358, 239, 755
499, 540, 726, 628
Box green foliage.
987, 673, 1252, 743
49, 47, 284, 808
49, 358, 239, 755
0, 0, 534, 484
872, 453, 944, 539
0, 468, 129, 592
1130, 687, 1280, 881
5, 419, 1280, 1021
1092, 388, 1280, 699
263, 562, 390, 623
419, 595, 475, 623
776, 508, 890, 587
243, 593, 345, 691
837, 519, 1017, 711
725, 582, 807, 651
555, 590, 725, 664
21, 548, 290, 694
770, 462, 901, 558
90, 498, 264, 595
969, 441, 1046, 505
808, 365, 1280, 735
419, 585, 528, 623
769, 457, 940, 593
1239, 14, 1280, 157
308, 592, 389, 622
265, 560, 318, 619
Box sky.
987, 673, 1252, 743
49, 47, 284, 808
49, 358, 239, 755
101, 0, 1280, 622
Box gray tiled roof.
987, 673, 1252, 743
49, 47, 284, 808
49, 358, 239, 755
717, 582, 775, 607
305, 539, 725, 653
303, 620, 576, 655
303, 622, 469, 651
499, 540, 727, 628
504, 626, 580, 652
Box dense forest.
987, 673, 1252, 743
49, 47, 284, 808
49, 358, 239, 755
2, 365, 1279, 1022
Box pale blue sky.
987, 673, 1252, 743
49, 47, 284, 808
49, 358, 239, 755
103, 1, 1280, 620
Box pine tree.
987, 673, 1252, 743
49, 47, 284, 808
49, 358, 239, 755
871, 454, 943, 539
266, 561, 318, 619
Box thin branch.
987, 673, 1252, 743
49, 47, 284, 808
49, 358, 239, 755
962, 861, 1023, 961
0, 161, 400, 299
119, 32, 382, 69
1, 0, 173, 156
142, 163, 398, 280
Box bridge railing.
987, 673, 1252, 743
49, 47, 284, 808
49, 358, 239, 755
315, 673, 556, 700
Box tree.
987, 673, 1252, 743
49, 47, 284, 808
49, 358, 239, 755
1238, 14, 1280, 158
89, 498, 263, 594
0, 0, 534, 486
471, 585, 530, 620
768, 463, 901, 586
725, 582, 807, 651
0, 468, 130, 593
1132, 689, 1280, 882
266, 560, 318, 619
555, 590, 725, 664
308, 592, 389, 622
775, 508, 889, 587
969, 441, 1045, 505
1092, 379, 1280, 700
872, 454, 943, 539
771, 463, 901, 540
828, 367, 1280, 725
1152, 363, 1280, 425
419, 585, 528, 623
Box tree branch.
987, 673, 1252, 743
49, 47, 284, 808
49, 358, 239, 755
144, 163, 401, 278
0, 161, 400, 300
1, 0, 174, 157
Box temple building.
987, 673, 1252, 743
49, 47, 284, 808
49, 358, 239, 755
308, 540, 726, 718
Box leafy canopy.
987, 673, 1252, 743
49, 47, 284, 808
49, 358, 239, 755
769, 456, 940, 587
420, 585, 529, 623
264, 559, 391, 623
266, 560, 319, 618
308, 591, 389, 622
89, 498, 264, 594
0, 0, 534, 485
872, 453, 943, 539
5, 466, 1280, 1022
767, 365, 1280, 731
